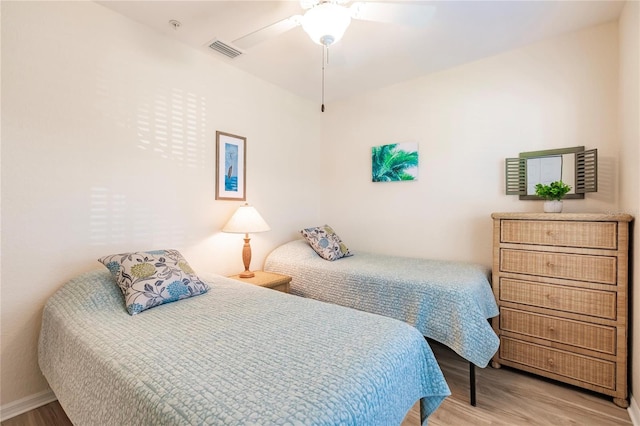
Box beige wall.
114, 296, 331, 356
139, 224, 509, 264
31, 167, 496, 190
619, 0, 640, 419
2, 0, 639, 420
322, 22, 620, 265
1, 1, 322, 409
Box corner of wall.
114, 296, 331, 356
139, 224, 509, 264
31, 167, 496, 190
629, 393, 640, 426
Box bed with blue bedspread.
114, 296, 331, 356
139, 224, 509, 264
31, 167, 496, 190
39, 269, 450, 425
265, 239, 500, 368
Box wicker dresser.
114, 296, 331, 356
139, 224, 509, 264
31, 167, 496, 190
491, 212, 633, 407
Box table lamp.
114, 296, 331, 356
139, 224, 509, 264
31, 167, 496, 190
222, 203, 271, 278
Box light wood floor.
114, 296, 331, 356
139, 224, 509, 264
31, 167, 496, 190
3, 341, 632, 426
402, 341, 632, 426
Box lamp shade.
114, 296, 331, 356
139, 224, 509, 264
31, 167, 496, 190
301, 3, 351, 46
222, 204, 271, 234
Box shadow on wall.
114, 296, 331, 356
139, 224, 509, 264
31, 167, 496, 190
89, 186, 187, 248
132, 87, 208, 168
89, 73, 212, 247
590, 155, 616, 204
95, 70, 208, 169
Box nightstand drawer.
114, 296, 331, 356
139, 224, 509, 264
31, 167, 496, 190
501, 220, 618, 249
500, 337, 615, 389
500, 308, 616, 354
500, 249, 617, 284
499, 278, 617, 319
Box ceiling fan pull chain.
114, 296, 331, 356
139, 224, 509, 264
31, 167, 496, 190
321, 46, 325, 112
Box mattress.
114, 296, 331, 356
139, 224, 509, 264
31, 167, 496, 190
39, 269, 450, 425
265, 239, 500, 367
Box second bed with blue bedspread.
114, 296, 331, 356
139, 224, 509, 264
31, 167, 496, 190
265, 239, 500, 368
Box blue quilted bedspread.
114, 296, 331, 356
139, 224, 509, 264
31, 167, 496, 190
39, 269, 450, 425
265, 240, 500, 367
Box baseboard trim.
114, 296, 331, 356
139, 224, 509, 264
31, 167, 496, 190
630, 393, 640, 426
0, 389, 57, 422
0, 388, 637, 423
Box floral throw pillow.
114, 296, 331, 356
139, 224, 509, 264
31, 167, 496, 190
98, 249, 209, 315
300, 225, 353, 261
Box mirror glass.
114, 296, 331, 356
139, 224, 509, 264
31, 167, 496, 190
506, 146, 596, 200
526, 153, 576, 196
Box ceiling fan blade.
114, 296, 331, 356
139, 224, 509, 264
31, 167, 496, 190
350, 2, 436, 27
299, 0, 319, 10
233, 15, 302, 50
300, 0, 349, 10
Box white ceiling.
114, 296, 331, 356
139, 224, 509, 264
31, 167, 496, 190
97, 1, 625, 105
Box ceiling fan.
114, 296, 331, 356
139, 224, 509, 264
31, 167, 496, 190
232, 0, 437, 50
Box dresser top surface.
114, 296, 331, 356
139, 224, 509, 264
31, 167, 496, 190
491, 212, 634, 222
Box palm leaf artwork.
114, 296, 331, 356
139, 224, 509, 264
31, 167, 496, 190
372, 143, 418, 182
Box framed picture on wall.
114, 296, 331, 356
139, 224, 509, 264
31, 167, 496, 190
371, 142, 419, 182
216, 131, 246, 200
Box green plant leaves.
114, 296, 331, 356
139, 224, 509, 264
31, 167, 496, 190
534, 181, 572, 200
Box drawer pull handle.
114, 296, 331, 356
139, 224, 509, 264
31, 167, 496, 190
548, 326, 555, 332
546, 262, 554, 268
546, 230, 554, 237
548, 358, 554, 366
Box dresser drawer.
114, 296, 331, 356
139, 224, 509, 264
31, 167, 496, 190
500, 337, 615, 389
500, 308, 616, 354
492, 213, 632, 405
500, 249, 617, 285
501, 220, 618, 249
499, 278, 617, 319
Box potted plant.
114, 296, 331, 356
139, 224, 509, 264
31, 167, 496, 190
535, 181, 572, 213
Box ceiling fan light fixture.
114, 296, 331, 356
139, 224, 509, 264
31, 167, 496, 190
301, 3, 351, 46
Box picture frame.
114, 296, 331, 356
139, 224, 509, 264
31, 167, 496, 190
215, 131, 246, 201
371, 142, 419, 182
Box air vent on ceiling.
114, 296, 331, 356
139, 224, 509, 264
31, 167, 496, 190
208, 40, 243, 59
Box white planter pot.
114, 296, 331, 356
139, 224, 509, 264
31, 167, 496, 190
543, 200, 563, 213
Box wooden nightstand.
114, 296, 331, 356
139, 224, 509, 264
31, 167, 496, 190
228, 270, 291, 293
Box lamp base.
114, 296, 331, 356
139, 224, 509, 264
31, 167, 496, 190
239, 235, 255, 278
239, 270, 255, 278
